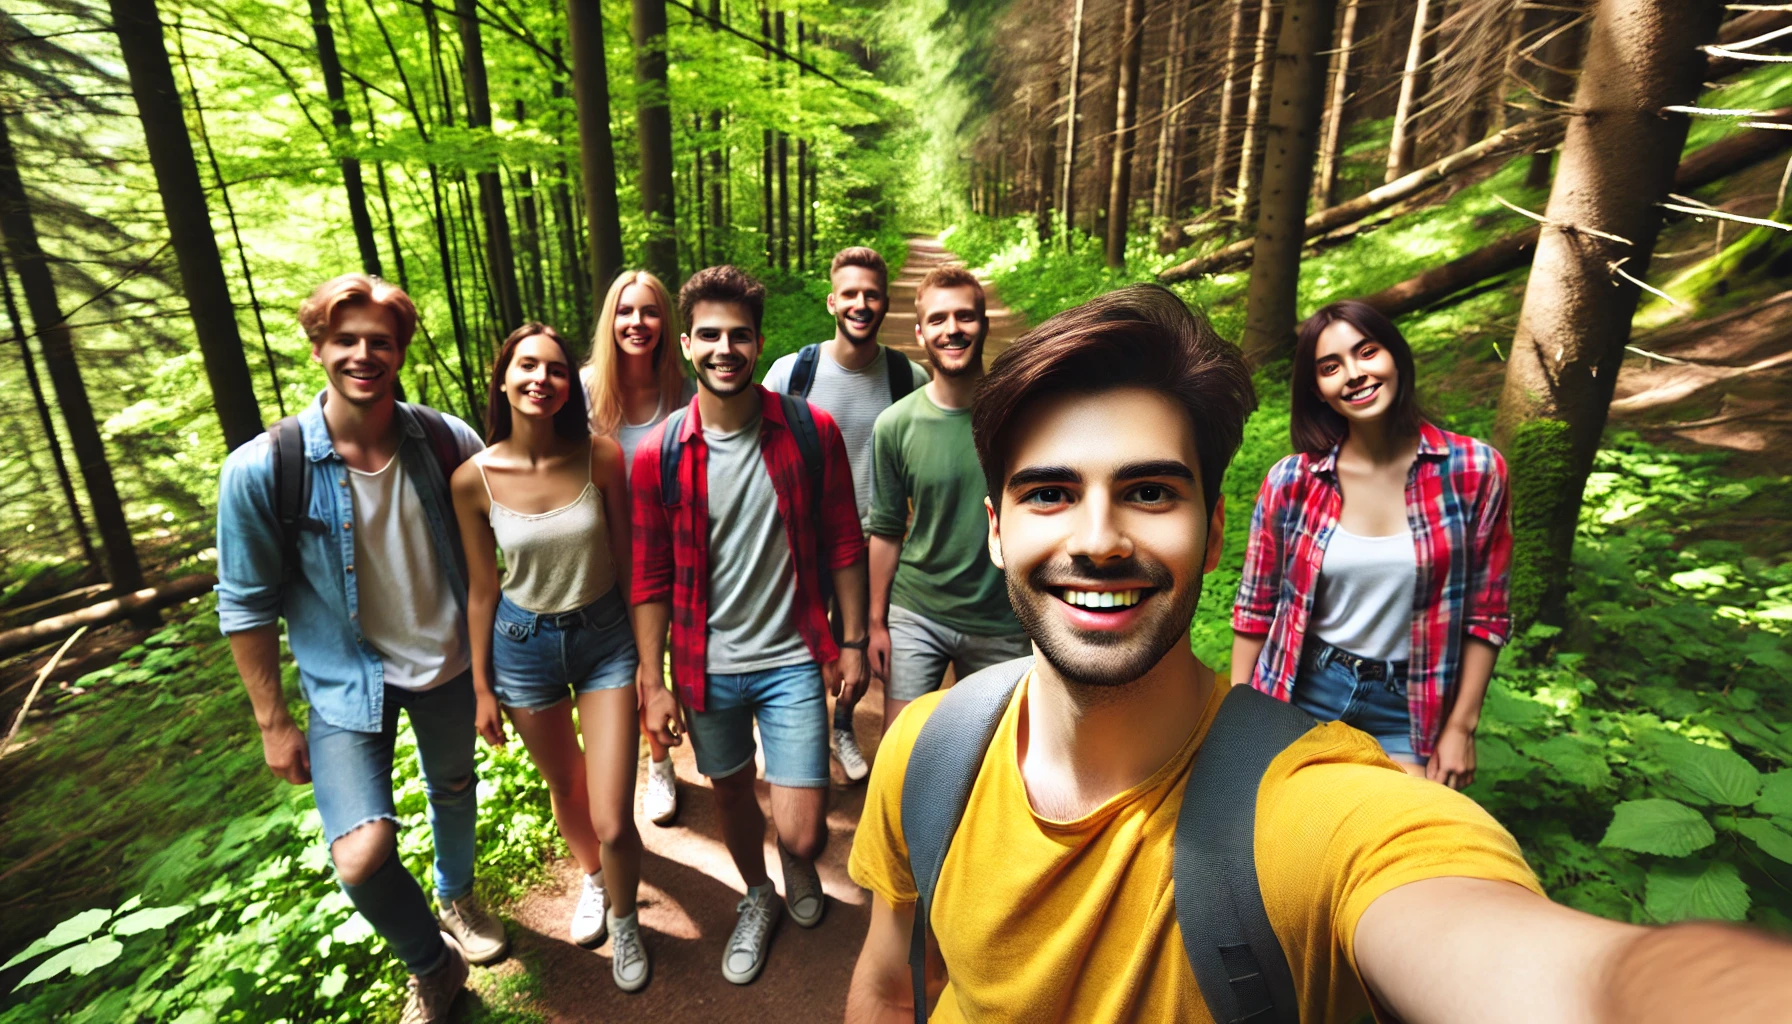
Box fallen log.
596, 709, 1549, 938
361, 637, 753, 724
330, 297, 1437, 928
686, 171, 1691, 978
0, 574, 216, 660
1159, 118, 1562, 283
1707, 10, 1792, 81
0, 584, 112, 631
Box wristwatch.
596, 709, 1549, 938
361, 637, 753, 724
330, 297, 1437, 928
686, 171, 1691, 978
838, 636, 870, 650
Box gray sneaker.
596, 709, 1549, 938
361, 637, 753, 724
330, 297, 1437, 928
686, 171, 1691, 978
608, 911, 651, 993
778, 845, 826, 928
721, 884, 780, 985
438, 892, 509, 965
399, 932, 467, 1024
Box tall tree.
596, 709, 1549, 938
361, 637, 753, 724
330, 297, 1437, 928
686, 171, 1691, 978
1233, 0, 1277, 222
707, 0, 726, 263
454, 0, 525, 330
774, 11, 790, 272
1492, 0, 1724, 628
107, 0, 262, 450
1312, 0, 1359, 207
1149, 0, 1189, 221
307, 0, 383, 277
1524, 15, 1585, 189
1386, 0, 1436, 182
567, 0, 625, 305
1059, 0, 1087, 247
0, 113, 144, 592
1036, 75, 1060, 240
634, 0, 678, 285
1239, 0, 1336, 365
1210, 0, 1250, 209
1103, 0, 1147, 267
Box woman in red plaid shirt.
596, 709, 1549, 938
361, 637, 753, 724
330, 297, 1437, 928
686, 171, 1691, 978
1231, 301, 1512, 790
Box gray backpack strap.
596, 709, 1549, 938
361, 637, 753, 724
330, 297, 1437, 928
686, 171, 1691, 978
901, 655, 1034, 1024
788, 342, 822, 396
1174, 685, 1315, 1024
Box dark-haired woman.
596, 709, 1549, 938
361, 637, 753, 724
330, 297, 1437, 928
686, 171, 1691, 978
1231, 301, 1512, 790
452, 324, 675, 990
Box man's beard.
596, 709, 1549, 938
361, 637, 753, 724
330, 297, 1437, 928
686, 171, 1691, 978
837, 308, 884, 343
924, 331, 986, 378
1006, 554, 1199, 690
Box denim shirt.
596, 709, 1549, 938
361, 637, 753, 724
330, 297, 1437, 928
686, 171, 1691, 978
215, 392, 483, 733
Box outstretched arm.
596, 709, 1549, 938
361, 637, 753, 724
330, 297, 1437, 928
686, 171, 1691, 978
846, 896, 944, 1024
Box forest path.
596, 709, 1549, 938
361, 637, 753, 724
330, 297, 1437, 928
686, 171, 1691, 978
489, 235, 1020, 1023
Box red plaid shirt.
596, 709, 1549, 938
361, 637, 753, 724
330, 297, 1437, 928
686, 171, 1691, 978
1232, 421, 1512, 757
630, 386, 866, 712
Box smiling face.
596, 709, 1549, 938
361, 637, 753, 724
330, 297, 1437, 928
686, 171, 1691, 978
916, 283, 987, 378
681, 299, 763, 398
613, 281, 666, 362
827, 264, 889, 346
1313, 319, 1400, 426
500, 333, 573, 421
988, 387, 1224, 689
313, 302, 405, 407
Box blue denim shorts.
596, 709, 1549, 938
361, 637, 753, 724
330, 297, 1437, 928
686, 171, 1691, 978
1290, 640, 1420, 764
490, 587, 638, 711
686, 662, 829, 788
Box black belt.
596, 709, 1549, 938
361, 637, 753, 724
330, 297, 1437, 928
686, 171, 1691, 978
1315, 641, 1407, 682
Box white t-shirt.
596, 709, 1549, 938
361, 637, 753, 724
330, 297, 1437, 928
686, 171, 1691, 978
349, 452, 469, 691
1311, 525, 1418, 662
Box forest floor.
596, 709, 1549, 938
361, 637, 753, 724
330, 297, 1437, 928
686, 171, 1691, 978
490, 236, 1024, 1023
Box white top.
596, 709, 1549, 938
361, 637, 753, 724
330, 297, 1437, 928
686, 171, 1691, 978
348, 452, 468, 691
1310, 524, 1417, 662
477, 443, 616, 615
703, 415, 809, 673
615, 378, 698, 482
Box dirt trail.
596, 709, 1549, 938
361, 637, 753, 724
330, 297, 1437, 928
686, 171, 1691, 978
494, 237, 1023, 1023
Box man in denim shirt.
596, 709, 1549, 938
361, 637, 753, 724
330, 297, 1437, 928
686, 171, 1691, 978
215, 275, 506, 1024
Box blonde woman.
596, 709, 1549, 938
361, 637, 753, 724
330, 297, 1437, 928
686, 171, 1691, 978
584, 270, 695, 826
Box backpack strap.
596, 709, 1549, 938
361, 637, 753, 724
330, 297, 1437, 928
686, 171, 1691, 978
658, 407, 691, 507
777, 393, 823, 485
1174, 685, 1314, 1024
885, 346, 916, 404
271, 417, 310, 583
407, 403, 469, 481
788, 342, 822, 397
901, 655, 1035, 1024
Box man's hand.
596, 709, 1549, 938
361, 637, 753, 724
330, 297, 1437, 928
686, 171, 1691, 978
474, 687, 507, 748
1428, 722, 1476, 790
639, 665, 684, 749
260, 716, 311, 785
868, 621, 892, 682
833, 648, 870, 703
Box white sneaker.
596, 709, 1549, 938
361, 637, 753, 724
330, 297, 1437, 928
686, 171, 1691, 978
608, 911, 651, 992
832, 728, 869, 782
571, 873, 607, 946
778, 845, 826, 928
644, 756, 678, 826
721, 884, 780, 985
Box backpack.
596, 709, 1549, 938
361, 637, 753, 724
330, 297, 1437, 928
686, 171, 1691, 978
787, 342, 917, 405
269, 403, 469, 581
901, 657, 1314, 1024
656, 392, 823, 507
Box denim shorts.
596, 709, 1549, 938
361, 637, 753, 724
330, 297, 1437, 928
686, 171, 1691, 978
490, 587, 638, 711
686, 661, 829, 788
887, 604, 1032, 702
1290, 640, 1420, 764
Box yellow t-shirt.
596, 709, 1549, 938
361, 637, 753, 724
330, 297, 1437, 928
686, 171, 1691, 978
848, 673, 1543, 1022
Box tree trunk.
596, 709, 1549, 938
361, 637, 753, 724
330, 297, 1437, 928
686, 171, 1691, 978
0, 115, 144, 593
1060, 0, 1087, 247
454, 0, 524, 330
1361, 227, 1540, 317
706, 0, 726, 263
774, 11, 791, 272
1037, 76, 1060, 240
1150, 1, 1188, 221
1523, 15, 1584, 189
307, 0, 382, 277
634, 0, 679, 287
1210, 0, 1250, 210
1233, 0, 1278, 222
1239, 0, 1337, 365
567, 0, 625, 305
108, 0, 262, 450
1385, 0, 1435, 183
1313, 0, 1359, 207
1103, 0, 1148, 267
1492, 0, 1724, 629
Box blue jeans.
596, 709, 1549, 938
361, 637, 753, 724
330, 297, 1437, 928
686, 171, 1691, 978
687, 662, 829, 788
1290, 641, 1420, 764
308, 669, 477, 973
490, 588, 638, 710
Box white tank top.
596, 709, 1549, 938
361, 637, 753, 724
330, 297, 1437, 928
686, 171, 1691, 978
477, 442, 616, 614
1310, 524, 1417, 662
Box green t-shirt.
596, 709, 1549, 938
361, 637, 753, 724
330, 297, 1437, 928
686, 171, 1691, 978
868, 389, 1021, 637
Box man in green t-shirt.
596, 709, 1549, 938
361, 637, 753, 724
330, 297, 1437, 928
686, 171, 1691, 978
866, 266, 1030, 739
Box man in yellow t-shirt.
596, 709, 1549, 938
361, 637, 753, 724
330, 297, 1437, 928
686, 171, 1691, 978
845, 286, 1792, 1023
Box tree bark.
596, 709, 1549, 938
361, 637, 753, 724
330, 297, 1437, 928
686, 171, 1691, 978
1524, 14, 1584, 189
634, 0, 679, 287
1239, 0, 1337, 365
1313, 0, 1360, 207
1233, 0, 1277, 222
1385, 0, 1435, 183
1103, 0, 1148, 267
706, 0, 726, 264
108, 0, 262, 450
1060, 0, 1087, 247
307, 0, 383, 277
1492, 0, 1724, 630
1037, 76, 1061, 240
1210, 0, 1250, 209
0, 114, 144, 593
1150, 1, 1188, 221
454, 0, 524, 330
567, 0, 625, 304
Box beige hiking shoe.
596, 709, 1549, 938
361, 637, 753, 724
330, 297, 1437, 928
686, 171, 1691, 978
400, 932, 468, 1024
438, 892, 509, 965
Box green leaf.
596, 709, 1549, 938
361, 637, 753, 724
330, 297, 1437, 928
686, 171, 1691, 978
12, 937, 124, 991
1645, 861, 1750, 922
1601, 799, 1716, 856
1528, 734, 1612, 790
1736, 818, 1792, 864
1649, 733, 1762, 806
109, 905, 192, 937
1, 908, 113, 971
1756, 771, 1792, 817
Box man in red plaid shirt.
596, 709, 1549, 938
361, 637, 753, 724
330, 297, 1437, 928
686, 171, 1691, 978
630, 265, 870, 986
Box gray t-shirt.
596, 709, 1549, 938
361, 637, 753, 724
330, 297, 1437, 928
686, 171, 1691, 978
703, 414, 810, 673
600, 377, 698, 484
764, 343, 930, 526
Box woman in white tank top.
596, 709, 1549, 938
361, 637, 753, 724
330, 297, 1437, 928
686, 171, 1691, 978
452, 324, 678, 992
581, 270, 694, 827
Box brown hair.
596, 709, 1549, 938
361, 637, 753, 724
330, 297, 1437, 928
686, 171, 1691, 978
1291, 300, 1423, 454
298, 274, 418, 348
829, 246, 888, 287
972, 285, 1255, 515
585, 270, 687, 437
678, 265, 766, 332
915, 265, 986, 315
485, 323, 590, 444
